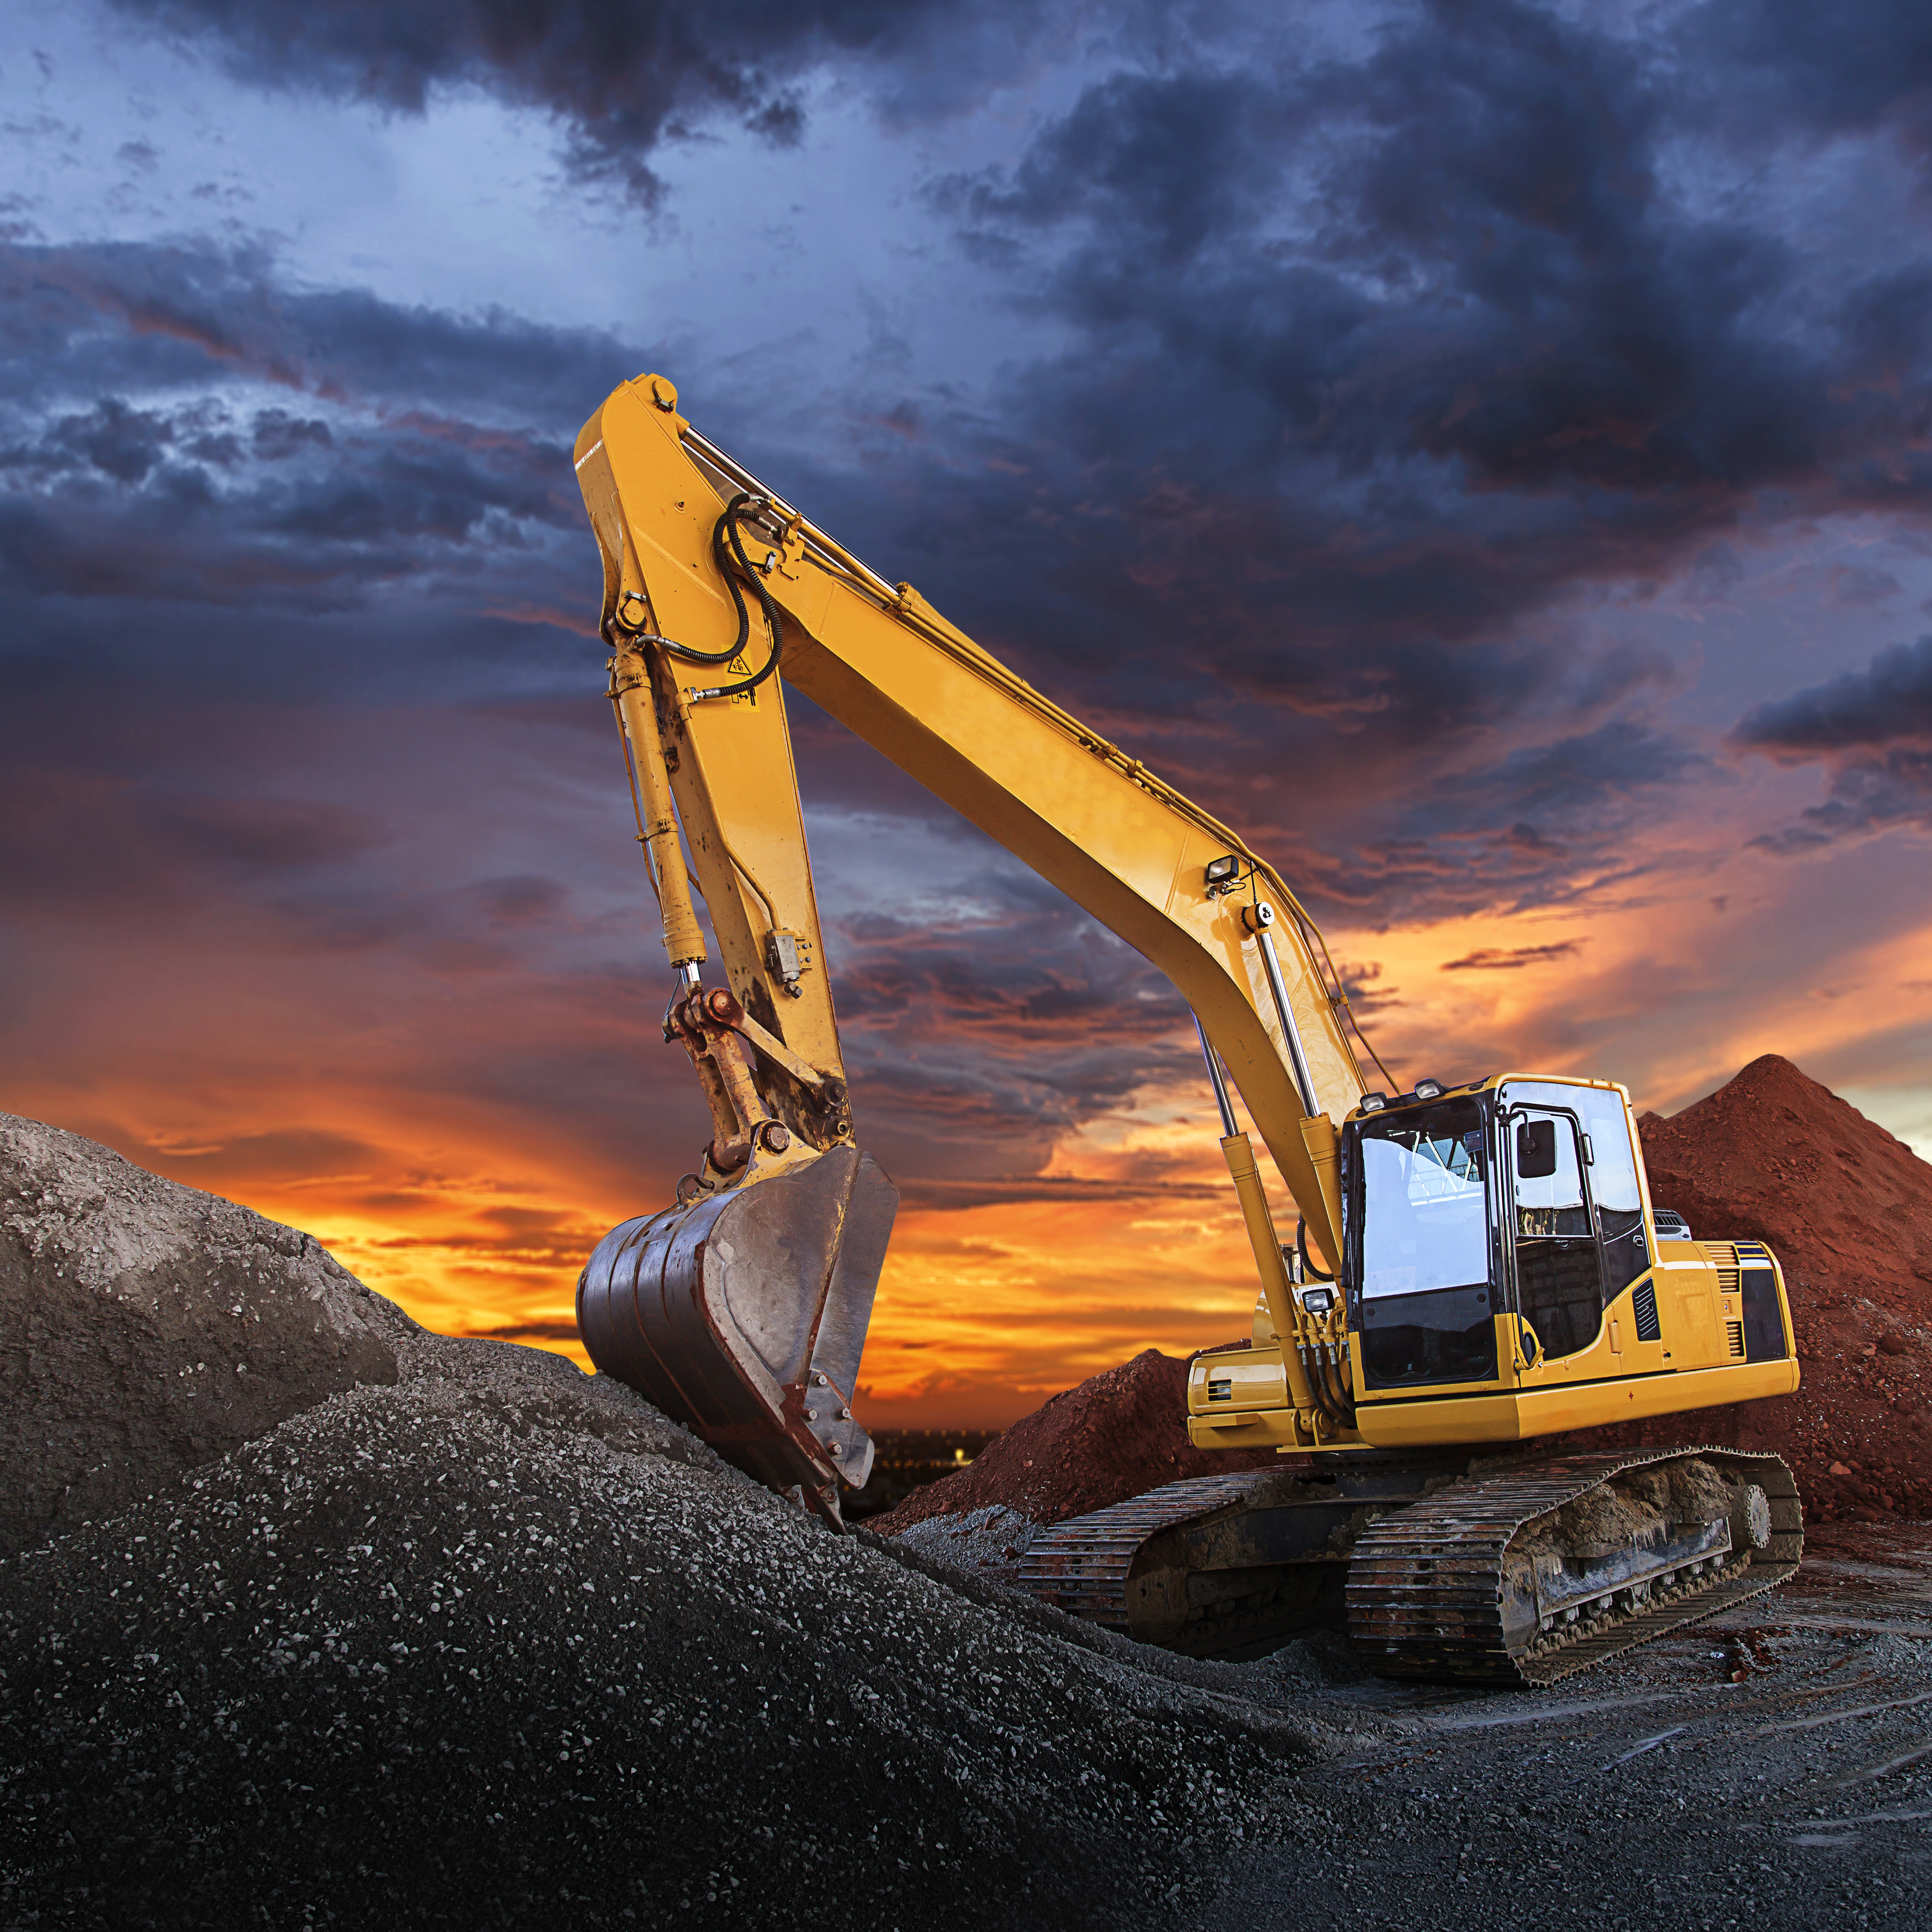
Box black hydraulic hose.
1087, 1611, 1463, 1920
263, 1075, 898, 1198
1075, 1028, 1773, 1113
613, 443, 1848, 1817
1295, 1216, 1334, 1283
1321, 1347, 1356, 1425
1298, 1342, 1340, 1425
1288, 1214, 1354, 1425
613, 494, 785, 703
695, 494, 785, 701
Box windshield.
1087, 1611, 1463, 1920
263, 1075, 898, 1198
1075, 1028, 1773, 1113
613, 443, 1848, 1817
1358, 1097, 1491, 1298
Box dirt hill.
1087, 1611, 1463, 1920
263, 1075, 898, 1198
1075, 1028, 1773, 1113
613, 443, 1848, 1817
870, 1348, 1275, 1536
1604, 1053, 1932, 1521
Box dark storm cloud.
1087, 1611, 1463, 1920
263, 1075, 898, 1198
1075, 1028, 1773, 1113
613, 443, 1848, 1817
1440, 941, 1583, 972
1695, 0, 1932, 139
0, 769, 388, 913
1734, 635, 1932, 850
159, 794, 392, 870
108, 0, 1048, 205
1745, 752, 1932, 854
0, 241, 608, 621
935, 1, 1932, 595
0, 239, 641, 420
1735, 635, 1932, 753
783, 0, 1928, 912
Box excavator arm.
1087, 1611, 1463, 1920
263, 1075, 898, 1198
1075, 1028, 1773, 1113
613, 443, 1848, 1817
571, 373, 1382, 1517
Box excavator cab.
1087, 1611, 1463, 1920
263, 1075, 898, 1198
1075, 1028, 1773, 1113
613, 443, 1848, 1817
1349, 1077, 1653, 1388
1192, 1074, 1800, 1455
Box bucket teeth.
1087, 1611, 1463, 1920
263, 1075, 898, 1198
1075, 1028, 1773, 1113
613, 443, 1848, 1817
576, 1145, 898, 1521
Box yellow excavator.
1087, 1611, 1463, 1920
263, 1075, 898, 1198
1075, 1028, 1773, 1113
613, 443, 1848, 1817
570, 374, 1803, 1687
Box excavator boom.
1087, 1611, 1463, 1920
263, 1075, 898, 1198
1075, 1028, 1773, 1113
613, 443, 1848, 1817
572, 374, 1379, 1516
574, 376, 1371, 1234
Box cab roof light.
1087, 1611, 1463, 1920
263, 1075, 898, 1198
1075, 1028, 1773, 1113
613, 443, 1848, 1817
1412, 1077, 1446, 1102
1359, 1092, 1388, 1113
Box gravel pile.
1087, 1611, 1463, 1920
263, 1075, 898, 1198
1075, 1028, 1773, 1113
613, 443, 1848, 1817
0, 1113, 416, 1555
0, 1120, 1330, 1929
891, 1502, 1042, 1586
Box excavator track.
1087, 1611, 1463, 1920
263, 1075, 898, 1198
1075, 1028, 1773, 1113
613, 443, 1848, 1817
1346, 1445, 1803, 1687
1017, 1446, 1802, 1684
1018, 1472, 1270, 1629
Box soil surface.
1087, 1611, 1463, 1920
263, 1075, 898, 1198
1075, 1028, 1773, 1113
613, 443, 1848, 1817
1183, 1521, 1932, 1932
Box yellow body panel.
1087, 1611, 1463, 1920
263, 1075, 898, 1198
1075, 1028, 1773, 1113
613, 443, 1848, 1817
1191, 1230, 1801, 1451
1191, 1352, 1798, 1450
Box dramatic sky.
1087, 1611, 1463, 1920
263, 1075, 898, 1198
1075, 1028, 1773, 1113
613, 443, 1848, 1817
6, 0, 1932, 1426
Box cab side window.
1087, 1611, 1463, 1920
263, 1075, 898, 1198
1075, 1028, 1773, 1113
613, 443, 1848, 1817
1579, 1098, 1647, 1298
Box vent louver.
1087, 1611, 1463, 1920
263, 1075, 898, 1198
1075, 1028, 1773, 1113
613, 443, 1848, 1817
1632, 1280, 1662, 1343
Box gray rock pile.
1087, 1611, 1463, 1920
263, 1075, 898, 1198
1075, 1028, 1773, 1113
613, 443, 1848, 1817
1, 1114, 414, 1555
0, 1118, 1330, 1929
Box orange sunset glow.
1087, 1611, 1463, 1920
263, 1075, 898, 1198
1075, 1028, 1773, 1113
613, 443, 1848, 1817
7, 0, 1932, 1437
12, 753, 1930, 1431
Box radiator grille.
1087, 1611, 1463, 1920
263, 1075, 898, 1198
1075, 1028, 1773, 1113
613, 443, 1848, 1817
1726, 1319, 1746, 1359
1714, 1243, 1741, 1295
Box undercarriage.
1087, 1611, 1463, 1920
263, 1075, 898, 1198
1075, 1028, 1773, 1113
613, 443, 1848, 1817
1020, 1446, 1802, 1685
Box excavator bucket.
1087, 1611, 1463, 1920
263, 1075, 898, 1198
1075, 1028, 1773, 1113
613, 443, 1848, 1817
575, 1145, 898, 1525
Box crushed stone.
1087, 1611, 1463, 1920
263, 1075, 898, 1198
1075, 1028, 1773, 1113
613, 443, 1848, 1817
0, 1112, 418, 1555
0, 1115, 1335, 1929
0, 1368, 1324, 1930
891, 1502, 1041, 1585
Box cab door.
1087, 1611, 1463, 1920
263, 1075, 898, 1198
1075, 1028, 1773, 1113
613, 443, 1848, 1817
1506, 1106, 1606, 1361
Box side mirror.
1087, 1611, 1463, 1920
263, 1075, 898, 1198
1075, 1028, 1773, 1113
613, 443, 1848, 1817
1516, 1119, 1558, 1179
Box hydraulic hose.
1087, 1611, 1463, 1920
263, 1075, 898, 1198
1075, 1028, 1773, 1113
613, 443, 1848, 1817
1289, 1216, 1353, 1426
1296, 1215, 1334, 1283
612, 494, 786, 704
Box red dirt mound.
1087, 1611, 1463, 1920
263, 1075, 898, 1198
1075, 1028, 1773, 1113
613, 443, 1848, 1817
867, 1348, 1275, 1534
1561, 1054, 1932, 1523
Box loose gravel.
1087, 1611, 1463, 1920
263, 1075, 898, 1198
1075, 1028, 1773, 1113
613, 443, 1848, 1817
7, 1111, 1931, 1930
0, 1339, 1330, 1930
1, 1112, 416, 1555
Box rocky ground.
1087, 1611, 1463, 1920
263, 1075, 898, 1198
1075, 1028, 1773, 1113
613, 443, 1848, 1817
6, 1078, 1932, 1930
0, 1113, 1335, 1929
1183, 1522, 1932, 1932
